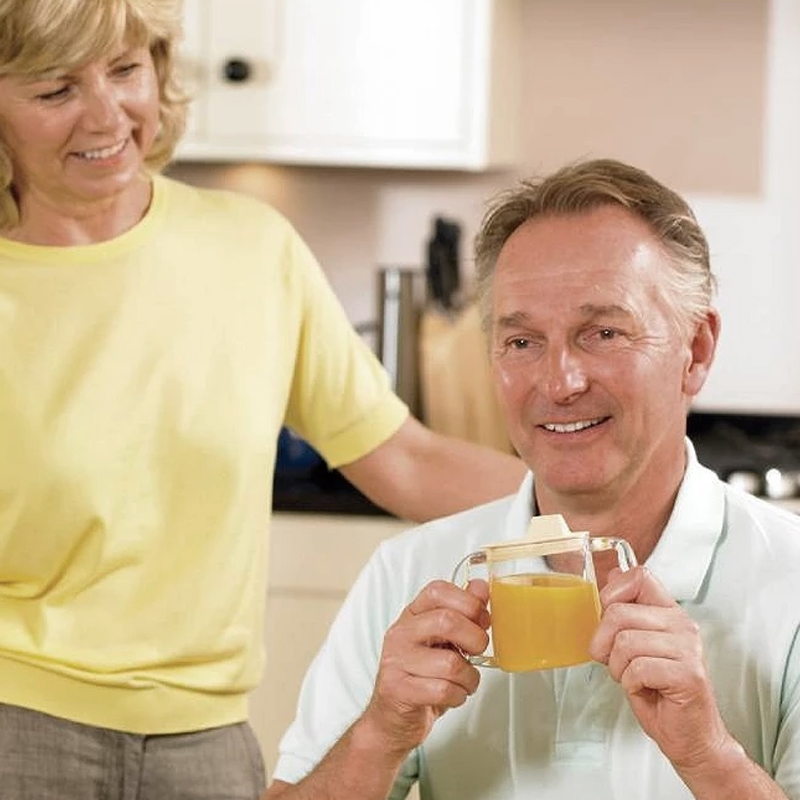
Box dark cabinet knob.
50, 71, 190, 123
223, 58, 252, 83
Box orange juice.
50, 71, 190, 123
489, 572, 601, 671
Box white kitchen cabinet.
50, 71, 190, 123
176, 0, 522, 170
249, 512, 409, 778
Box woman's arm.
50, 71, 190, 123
339, 416, 526, 522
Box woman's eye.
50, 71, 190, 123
114, 62, 140, 77
37, 85, 70, 101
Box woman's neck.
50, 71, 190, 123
5, 174, 153, 246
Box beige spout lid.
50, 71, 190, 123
480, 514, 588, 559
525, 514, 587, 542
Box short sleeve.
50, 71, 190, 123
774, 623, 800, 797
281, 230, 408, 467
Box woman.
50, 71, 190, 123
0, 1, 524, 797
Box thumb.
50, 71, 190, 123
465, 578, 489, 604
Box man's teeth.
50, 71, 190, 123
76, 140, 127, 160
543, 419, 603, 433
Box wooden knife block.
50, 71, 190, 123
418, 304, 514, 454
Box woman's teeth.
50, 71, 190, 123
76, 140, 127, 160
543, 418, 603, 433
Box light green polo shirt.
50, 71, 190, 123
275, 441, 800, 799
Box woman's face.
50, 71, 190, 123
0, 44, 160, 214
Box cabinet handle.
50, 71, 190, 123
222, 57, 253, 83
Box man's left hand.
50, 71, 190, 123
589, 565, 732, 773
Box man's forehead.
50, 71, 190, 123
495, 216, 667, 286
494, 301, 638, 329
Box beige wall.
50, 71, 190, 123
520, 0, 767, 192
167, 0, 768, 327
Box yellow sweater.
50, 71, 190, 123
0, 175, 407, 734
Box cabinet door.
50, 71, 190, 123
176, 0, 520, 170
179, 0, 279, 147
203, 0, 280, 143
249, 513, 408, 775
177, 0, 206, 142
255, 0, 485, 167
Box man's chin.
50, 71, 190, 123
534, 470, 614, 500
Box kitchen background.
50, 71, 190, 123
166, 0, 800, 774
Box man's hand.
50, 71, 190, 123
360, 578, 490, 757
263, 580, 490, 800
589, 566, 732, 773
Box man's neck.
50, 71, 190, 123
536, 451, 687, 588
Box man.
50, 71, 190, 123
262, 159, 800, 799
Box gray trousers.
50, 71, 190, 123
0, 703, 266, 800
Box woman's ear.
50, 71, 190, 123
683, 309, 721, 397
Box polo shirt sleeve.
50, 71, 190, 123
774, 620, 800, 796
281, 228, 408, 468
271, 543, 419, 798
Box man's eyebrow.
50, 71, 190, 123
495, 305, 634, 329
495, 311, 534, 329
578, 303, 635, 319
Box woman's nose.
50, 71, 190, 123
541, 345, 589, 402
81, 81, 125, 131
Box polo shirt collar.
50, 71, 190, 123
502, 439, 725, 603
646, 439, 725, 602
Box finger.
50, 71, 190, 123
379, 638, 482, 704
465, 578, 490, 606
387, 605, 490, 656
375, 671, 476, 714
591, 603, 694, 663
604, 629, 685, 682
591, 603, 671, 662
408, 580, 489, 627
617, 654, 707, 699
600, 566, 677, 610
384, 642, 483, 696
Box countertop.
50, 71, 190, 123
273, 469, 390, 516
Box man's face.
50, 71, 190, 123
490, 205, 704, 504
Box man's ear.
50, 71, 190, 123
683, 309, 721, 397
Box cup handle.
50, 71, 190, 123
589, 537, 638, 570
450, 551, 497, 668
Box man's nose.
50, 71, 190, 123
540, 344, 589, 402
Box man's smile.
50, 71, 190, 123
540, 417, 609, 433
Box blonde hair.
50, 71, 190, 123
0, 0, 188, 228
474, 158, 717, 340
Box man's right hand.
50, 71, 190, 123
359, 578, 490, 757
262, 579, 490, 800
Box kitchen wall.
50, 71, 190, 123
167, 0, 768, 329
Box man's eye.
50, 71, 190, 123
585, 327, 627, 347
509, 338, 530, 349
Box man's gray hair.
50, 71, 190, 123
473, 158, 717, 338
